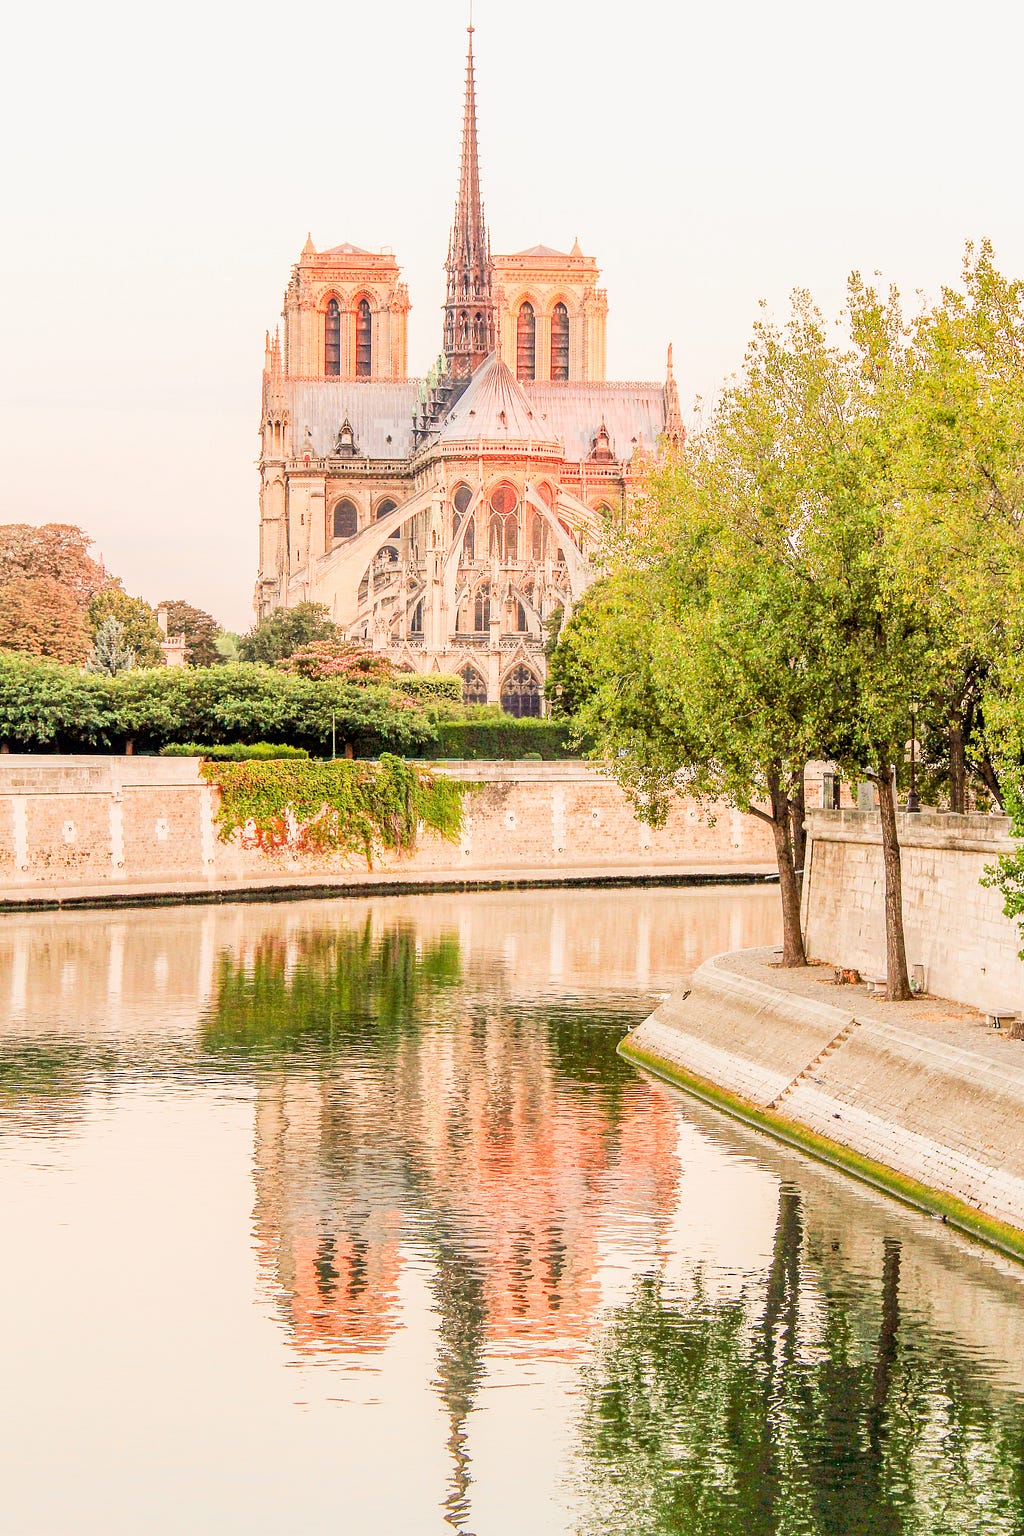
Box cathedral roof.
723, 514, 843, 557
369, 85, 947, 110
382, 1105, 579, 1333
285, 380, 421, 458
323, 241, 373, 257
439, 353, 560, 450
512, 243, 570, 259
523, 382, 669, 460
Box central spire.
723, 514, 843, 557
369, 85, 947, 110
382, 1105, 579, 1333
443, 25, 495, 380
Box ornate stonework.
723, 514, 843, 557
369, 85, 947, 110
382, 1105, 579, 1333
256, 30, 683, 713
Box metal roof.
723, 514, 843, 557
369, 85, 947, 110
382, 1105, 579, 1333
524, 382, 668, 459
285, 381, 422, 459
439, 353, 558, 448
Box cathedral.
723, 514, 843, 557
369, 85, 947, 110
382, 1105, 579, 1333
256, 28, 682, 715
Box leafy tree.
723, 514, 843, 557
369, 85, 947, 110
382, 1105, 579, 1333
238, 601, 339, 664
278, 639, 396, 684
0, 523, 105, 604
88, 584, 163, 667
86, 617, 136, 676
158, 599, 222, 668
0, 653, 113, 749
0, 575, 91, 663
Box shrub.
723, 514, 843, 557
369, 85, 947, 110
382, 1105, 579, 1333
417, 718, 586, 760
160, 742, 310, 760
202, 753, 466, 864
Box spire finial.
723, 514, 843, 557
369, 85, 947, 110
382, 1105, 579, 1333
443, 19, 495, 379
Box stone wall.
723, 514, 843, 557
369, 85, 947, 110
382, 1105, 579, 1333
802, 809, 1024, 1012
0, 757, 776, 895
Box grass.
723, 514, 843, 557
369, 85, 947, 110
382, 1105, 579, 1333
618, 1033, 1024, 1265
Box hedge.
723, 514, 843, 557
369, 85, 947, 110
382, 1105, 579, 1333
161, 742, 310, 761
0, 655, 433, 758
393, 674, 463, 704
416, 718, 587, 760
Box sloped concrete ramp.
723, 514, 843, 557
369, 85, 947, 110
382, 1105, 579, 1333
624, 948, 1024, 1245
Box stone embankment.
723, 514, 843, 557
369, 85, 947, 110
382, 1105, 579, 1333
0, 756, 776, 910
622, 947, 1024, 1258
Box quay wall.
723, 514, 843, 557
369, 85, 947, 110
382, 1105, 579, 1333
0, 756, 775, 897
623, 949, 1024, 1253
802, 809, 1024, 1014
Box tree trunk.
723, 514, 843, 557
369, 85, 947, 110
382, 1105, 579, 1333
768, 769, 807, 967
875, 767, 912, 1001
979, 750, 1003, 811
948, 720, 967, 814
789, 771, 807, 899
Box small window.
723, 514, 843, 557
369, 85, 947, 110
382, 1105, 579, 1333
356, 299, 372, 377
325, 299, 341, 376
474, 590, 491, 631
376, 498, 398, 521
453, 484, 473, 516
410, 600, 423, 635
516, 302, 536, 381
550, 302, 569, 381
823, 771, 841, 810
333, 499, 358, 539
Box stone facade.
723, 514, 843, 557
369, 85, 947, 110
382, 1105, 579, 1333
255, 29, 683, 711
0, 757, 775, 897
801, 809, 1024, 1013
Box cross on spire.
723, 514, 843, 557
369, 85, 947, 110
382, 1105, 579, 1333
443, 25, 495, 379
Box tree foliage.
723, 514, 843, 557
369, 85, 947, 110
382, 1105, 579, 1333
158, 599, 222, 668
238, 601, 339, 664
88, 584, 163, 667
86, 617, 136, 676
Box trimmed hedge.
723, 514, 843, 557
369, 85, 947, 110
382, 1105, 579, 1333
417, 718, 586, 760
393, 673, 463, 704
161, 742, 310, 761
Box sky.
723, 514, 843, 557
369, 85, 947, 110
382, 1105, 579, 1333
2, 0, 1023, 631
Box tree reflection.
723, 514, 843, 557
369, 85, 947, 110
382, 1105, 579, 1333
575, 1189, 1024, 1536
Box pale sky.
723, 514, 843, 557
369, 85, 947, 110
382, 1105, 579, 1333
2, 0, 1022, 631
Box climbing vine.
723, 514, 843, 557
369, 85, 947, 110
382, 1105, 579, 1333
201, 754, 467, 865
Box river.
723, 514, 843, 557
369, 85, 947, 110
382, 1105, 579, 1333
2, 886, 1024, 1534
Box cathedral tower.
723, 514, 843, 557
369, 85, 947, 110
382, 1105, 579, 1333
443, 27, 496, 379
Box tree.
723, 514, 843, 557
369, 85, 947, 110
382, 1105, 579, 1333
158, 599, 222, 668
86, 617, 136, 676
0, 523, 105, 604
277, 640, 396, 685
238, 601, 339, 664
88, 584, 163, 667
0, 574, 91, 663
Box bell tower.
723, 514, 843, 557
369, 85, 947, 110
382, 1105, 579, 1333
443, 27, 496, 380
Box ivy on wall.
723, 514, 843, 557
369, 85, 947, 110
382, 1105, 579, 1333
201, 753, 467, 865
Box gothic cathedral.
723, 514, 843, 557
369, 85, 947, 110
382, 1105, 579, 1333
256, 28, 682, 715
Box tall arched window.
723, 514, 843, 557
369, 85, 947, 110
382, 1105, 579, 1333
410, 600, 423, 634
332, 499, 358, 539
516, 302, 536, 381
501, 665, 542, 718
375, 498, 398, 521
459, 665, 488, 706
550, 302, 569, 381
355, 299, 372, 377
474, 590, 491, 631
488, 483, 519, 562
325, 299, 341, 376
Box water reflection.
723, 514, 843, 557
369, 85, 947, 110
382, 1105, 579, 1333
2, 889, 1024, 1534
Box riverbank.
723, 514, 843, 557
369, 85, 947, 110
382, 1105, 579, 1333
0, 755, 777, 909
621, 947, 1024, 1260
0, 862, 778, 913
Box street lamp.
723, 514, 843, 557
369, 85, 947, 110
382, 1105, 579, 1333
907, 697, 921, 813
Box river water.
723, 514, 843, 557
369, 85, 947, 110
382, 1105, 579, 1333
2, 886, 1024, 1535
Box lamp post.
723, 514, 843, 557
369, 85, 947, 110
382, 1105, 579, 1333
907, 697, 921, 813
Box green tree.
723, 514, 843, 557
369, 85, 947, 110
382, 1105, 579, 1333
88, 585, 163, 667
0, 653, 113, 749
158, 599, 222, 668
238, 601, 339, 664
85, 617, 135, 676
